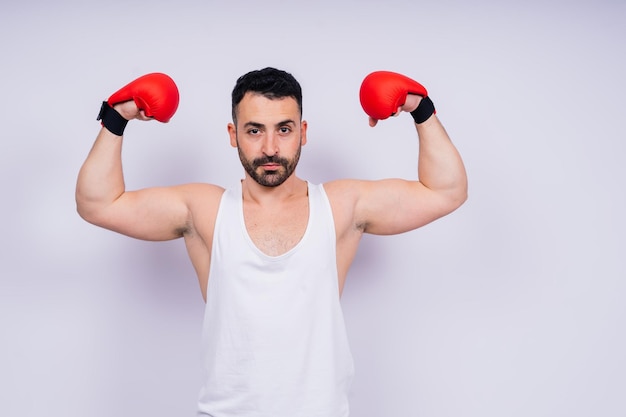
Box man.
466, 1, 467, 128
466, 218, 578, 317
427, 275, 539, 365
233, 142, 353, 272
76, 67, 467, 416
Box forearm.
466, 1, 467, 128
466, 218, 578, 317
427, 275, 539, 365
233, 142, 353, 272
416, 115, 468, 206
75, 127, 126, 220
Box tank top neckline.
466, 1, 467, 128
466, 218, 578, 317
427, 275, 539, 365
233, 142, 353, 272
236, 181, 313, 262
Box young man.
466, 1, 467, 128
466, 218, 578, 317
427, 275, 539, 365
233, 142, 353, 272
76, 67, 467, 416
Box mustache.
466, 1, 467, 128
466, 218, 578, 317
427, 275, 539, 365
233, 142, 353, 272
253, 155, 289, 167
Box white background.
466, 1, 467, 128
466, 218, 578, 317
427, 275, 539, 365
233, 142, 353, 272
1, 0, 625, 416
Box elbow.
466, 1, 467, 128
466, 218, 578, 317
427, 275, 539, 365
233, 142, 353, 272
444, 184, 468, 214
455, 182, 469, 209
76, 199, 96, 225
453, 174, 469, 208
457, 185, 469, 207
75, 189, 90, 221
75, 194, 105, 226
447, 194, 467, 215
75, 182, 113, 226
75, 185, 124, 229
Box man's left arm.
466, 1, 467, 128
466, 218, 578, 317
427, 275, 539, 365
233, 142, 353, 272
355, 71, 468, 235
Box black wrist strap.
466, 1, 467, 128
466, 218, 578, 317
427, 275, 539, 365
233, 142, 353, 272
97, 101, 128, 136
410, 96, 435, 124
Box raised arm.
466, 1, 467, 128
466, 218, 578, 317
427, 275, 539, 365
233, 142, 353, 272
76, 73, 210, 241
352, 71, 468, 235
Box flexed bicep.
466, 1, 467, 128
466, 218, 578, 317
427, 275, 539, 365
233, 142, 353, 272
353, 71, 467, 235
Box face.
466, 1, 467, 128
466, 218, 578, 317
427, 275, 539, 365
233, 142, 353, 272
228, 92, 307, 187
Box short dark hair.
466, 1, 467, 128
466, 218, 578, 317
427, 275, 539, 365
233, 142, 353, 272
231, 67, 303, 123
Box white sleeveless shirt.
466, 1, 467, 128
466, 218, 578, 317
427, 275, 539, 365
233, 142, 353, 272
197, 182, 354, 417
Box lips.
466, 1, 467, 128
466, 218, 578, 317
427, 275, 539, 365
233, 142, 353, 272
261, 164, 280, 170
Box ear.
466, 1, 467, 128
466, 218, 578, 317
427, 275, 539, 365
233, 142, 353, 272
228, 123, 237, 148
300, 120, 308, 146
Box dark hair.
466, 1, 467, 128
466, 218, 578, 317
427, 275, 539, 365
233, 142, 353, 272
231, 67, 303, 123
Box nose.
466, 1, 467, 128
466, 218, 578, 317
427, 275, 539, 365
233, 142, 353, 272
261, 132, 279, 156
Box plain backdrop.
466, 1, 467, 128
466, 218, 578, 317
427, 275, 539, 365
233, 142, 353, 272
1, 0, 625, 416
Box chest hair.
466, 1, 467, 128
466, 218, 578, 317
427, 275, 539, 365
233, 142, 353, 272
243, 198, 309, 256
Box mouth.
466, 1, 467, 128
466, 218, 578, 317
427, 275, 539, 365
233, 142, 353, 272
260, 163, 281, 170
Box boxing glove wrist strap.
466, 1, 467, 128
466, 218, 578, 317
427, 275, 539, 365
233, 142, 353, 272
410, 96, 435, 124
97, 101, 128, 136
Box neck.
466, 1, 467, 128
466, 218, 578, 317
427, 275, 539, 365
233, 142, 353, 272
241, 174, 307, 205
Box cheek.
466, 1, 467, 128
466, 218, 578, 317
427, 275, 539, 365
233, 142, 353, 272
283, 139, 301, 153
236, 139, 254, 154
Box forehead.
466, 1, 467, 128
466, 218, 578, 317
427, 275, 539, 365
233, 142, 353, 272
236, 92, 300, 124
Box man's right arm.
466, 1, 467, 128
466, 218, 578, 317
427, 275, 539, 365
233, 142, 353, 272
76, 74, 220, 242
76, 107, 195, 241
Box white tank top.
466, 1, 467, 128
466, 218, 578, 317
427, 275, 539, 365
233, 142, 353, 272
197, 182, 354, 417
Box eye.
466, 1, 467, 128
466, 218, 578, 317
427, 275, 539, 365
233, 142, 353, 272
248, 128, 261, 135
279, 126, 292, 134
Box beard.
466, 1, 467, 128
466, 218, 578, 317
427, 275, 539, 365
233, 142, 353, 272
237, 142, 302, 187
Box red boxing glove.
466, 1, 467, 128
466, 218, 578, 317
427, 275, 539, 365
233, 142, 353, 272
108, 72, 180, 122
359, 71, 432, 122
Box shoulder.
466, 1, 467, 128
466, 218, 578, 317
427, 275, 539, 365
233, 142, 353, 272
175, 182, 226, 224
323, 179, 374, 208
176, 182, 226, 201
322, 179, 368, 232
175, 182, 226, 239
177, 183, 226, 215
322, 179, 363, 198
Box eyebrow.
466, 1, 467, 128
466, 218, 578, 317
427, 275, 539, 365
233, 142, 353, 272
243, 119, 296, 129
